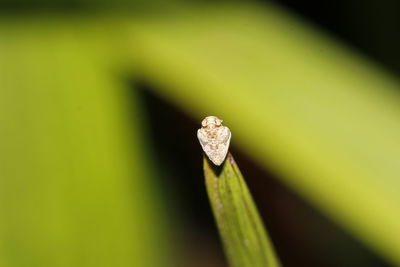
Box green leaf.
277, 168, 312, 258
0, 20, 172, 267
204, 153, 281, 267
130, 4, 400, 264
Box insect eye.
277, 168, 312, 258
201, 119, 207, 127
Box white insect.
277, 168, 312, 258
197, 116, 231, 166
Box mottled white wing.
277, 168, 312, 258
197, 127, 231, 166
197, 129, 208, 151
217, 126, 231, 165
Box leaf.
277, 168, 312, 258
204, 153, 281, 267
131, 4, 400, 264
0, 20, 172, 267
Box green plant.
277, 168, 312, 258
204, 154, 280, 267
1, 2, 400, 266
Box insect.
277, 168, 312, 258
197, 116, 231, 166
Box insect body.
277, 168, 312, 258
197, 116, 231, 166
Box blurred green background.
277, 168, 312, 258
1, 0, 400, 266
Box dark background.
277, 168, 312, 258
135, 1, 399, 266
134, 1, 399, 266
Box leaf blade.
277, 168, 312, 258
130, 4, 400, 264
204, 153, 280, 267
